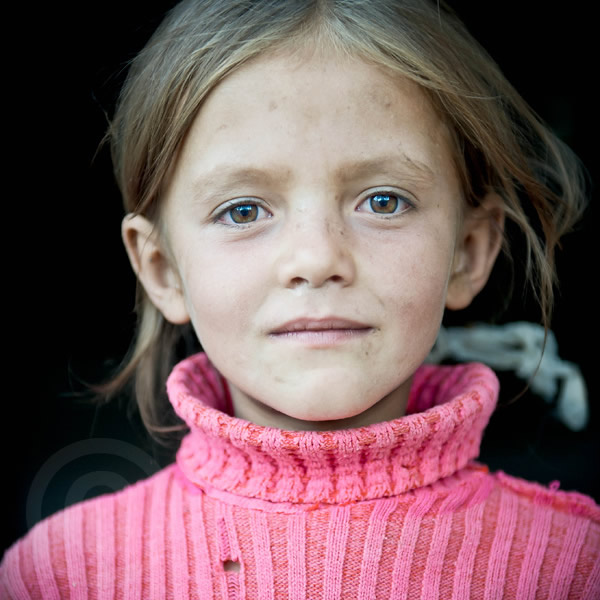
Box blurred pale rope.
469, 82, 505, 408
427, 322, 588, 431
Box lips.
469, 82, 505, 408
270, 318, 372, 335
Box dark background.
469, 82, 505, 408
4, 2, 597, 555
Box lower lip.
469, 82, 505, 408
270, 328, 373, 346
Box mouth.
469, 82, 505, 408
269, 318, 374, 346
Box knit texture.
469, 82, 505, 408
2, 353, 599, 599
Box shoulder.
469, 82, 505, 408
480, 469, 600, 598
0, 464, 179, 599
491, 469, 600, 522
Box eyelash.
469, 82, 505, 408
213, 190, 414, 226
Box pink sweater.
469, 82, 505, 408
2, 354, 599, 599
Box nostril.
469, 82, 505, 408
289, 276, 308, 288
223, 560, 241, 572
288, 274, 346, 289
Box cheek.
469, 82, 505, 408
376, 235, 454, 329
179, 251, 264, 342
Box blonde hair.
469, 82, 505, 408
105, 0, 586, 435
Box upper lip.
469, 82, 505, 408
270, 317, 372, 334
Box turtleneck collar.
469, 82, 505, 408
168, 353, 498, 505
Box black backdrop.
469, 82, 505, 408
4, 2, 597, 555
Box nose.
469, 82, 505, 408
276, 214, 356, 289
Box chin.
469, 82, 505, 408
230, 370, 409, 429
274, 387, 379, 423
285, 406, 366, 423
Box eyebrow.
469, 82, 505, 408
193, 167, 282, 193
191, 154, 436, 198
338, 156, 436, 185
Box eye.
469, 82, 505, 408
216, 202, 271, 225
358, 192, 412, 215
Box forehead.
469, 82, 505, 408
169, 50, 459, 197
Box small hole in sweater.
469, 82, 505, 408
223, 560, 241, 573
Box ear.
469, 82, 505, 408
446, 193, 505, 310
121, 214, 190, 324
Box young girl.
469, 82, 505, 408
3, 0, 598, 598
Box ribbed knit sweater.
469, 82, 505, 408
2, 354, 599, 599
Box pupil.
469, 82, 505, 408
232, 204, 257, 223
371, 194, 398, 213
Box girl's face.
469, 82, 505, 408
152, 51, 482, 429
